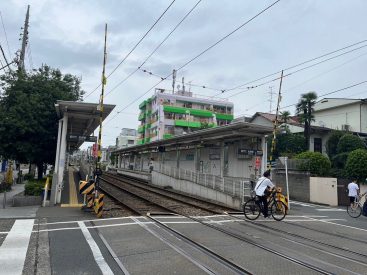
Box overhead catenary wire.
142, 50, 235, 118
223, 39, 367, 94
223, 43, 367, 99
105, 0, 281, 125
84, 0, 176, 99
137, 39, 367, 98
105, 0, 202, 98
278, 80, 367, 112
0, 11, 12, 60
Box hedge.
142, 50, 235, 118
295, 151, 331, 176
24, 179, 45, 196
345, 149, 367, 183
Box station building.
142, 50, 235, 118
112, 122, 272, 208
137, 88, 234, 144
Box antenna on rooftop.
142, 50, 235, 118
268, 86, 275, 113
172, 69, 177, 94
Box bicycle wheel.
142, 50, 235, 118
347, 204, 362, 218
243, 199, 261, 220
271, 200, 287, 221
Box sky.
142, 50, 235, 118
0, 0, 366, 148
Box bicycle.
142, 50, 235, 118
243, 188, 287, 221
347, 192, 367, 218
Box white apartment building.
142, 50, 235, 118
313, 98, 367, 133
116, 128, 138, 148
138, 88, 234, 144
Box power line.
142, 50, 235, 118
0, 42, 11, 73
84, 0, 176, 99
223, 43, 367, 99
0, 11, 12, 60
278, 80, 367, 112
104, 0, 202, 98
218, 39, 367, 95
104, 0, 281, 125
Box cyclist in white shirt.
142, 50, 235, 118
347, 179, 359, 207
254, 170, 275, 218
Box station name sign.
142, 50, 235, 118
68, 135, 97, 142
237, 148, 263, 156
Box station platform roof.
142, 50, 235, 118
55, 100, 115, 149
114, 122, 273, 154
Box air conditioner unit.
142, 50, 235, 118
341, 124, 350, 131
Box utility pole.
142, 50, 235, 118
269, 70, 284, 170
18, 5, 30, 72
268, 86, 275, 113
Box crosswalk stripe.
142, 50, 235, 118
0, 219, 35, 275
78, 221, 114, 275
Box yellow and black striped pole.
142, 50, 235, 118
94, 23, 108, 217
269, 70, 284, 170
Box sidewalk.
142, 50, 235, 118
0, 183, 39, 219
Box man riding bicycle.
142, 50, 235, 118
254, 170, 275, 218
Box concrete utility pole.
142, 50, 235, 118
18, 5, 30, 72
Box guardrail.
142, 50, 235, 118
157, 164, 251, 200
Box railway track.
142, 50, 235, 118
100, 172, 338, 274
100, 173, 234, 216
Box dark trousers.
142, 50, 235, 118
259, 195, 268, 217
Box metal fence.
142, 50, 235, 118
276, 158, 310, 171
157, 164, 251, 200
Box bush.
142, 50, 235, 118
331, 152, 349, 169
24, 173, 34, 181
24, 180, 45, 196
295, 151, 331, 176
345, 149, 367, 182
329, 168, 347, 178
326, 131, 345, 158
337, 134, 365, 154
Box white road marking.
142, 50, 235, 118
0, 219, 35, 275
78, 221, 114, 275
305, 217, 367, 233
316, 208, 345, 211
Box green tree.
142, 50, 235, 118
279, 110, 291, 132
0, 65, 84, 179
267, 132, 306, 159
326, 130, 345, 158
345, 149, 367, 182
295, 151, 331, 176
336, 134, 365, 154
296, 92, 317, 149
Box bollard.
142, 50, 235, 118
94, 193, 104, 218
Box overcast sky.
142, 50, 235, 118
1, 0, 366, 147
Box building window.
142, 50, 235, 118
314, 138, 322, 153
128, 140, 135, 145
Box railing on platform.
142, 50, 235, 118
156, 164, 251, 200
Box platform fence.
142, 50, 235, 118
157, 164, 251, 200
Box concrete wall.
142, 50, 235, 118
273, 170, 310, 202
152, 171, 242, 209
310, 177, 338, 206
117, 169, 151, 182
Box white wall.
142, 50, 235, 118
314, 103, 361, 132
309, 177, 338, 206
251, 116, 273, 128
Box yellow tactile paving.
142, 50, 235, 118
67, 168, 79, 206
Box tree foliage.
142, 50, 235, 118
336, 134, 365, 154
345, 149, 367, 182
326, 130, 345, 158
295, 151, 331, 176
0, 65, 84, 178
268, 133, 306, 159
296, 92, 317, 149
